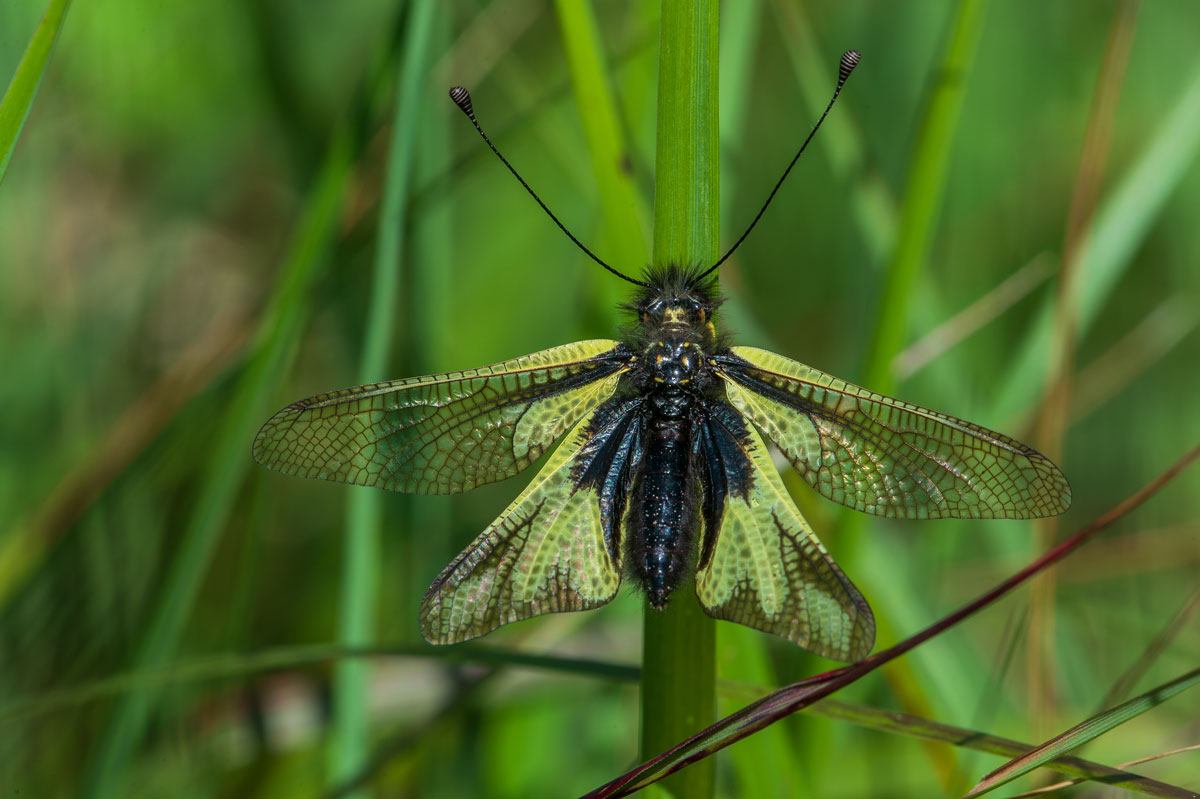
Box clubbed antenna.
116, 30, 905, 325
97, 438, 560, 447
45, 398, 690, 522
698, 50, 861, 280
839, 50, 860, 86
448, 86, 651, 288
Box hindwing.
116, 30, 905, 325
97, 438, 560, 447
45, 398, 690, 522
253, 340, 629, 494
694, 415, 875, 662
714, 347, 1071, 520
420, 408, 623, 644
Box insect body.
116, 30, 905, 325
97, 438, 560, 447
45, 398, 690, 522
252, 53, 1071, 661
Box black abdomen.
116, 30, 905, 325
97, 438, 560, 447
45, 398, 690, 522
629, 393, 697, 608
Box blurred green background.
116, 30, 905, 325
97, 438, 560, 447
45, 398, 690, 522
2, 1, 1198, 797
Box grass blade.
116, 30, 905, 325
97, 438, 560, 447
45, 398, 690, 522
893, 255, 1052, 379
0, 0, 70, 186
1027, 0, 1140, 740
990, 53, 1200, 423
83, 125, 356, 799
1, 643, 638, 726
966, 666, 1200, 796
803, 699, 1192, 799
837, 0, 988, 570
554, 0, 650, 279
770, 0, 897, 264
406, 0, 454, 640
1071, 297, 1198, 424
0, 315, 251, 609
1007, 745, 1200, 798
1073, 58, 1200, 337
861, 0, 987, 394
1099, 585, 1200, 710
328, 2, 439, 796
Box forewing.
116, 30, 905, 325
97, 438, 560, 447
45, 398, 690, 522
420, 410, 621, 644
714, 347, 1071, 520
695, 421, 875, 662
253, 340, 628, 494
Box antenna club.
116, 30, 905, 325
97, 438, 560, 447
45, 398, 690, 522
838, 50, 861, 86
448, 86, 474, 118
699, 48, 862, 280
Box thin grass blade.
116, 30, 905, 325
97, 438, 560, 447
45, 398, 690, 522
770, 0, 897, 263
990, 55, 1200, 423
966, 666, 1200, 796
1008, 744, 1200, 798
1071, 297, 1198, 423
554, 0, 649, 283
1099, 585, 1200, 710
2, 643, 638, 727
0, 316, 251, 610
0, 0, 70, 185
328, 2, 439, 795
836, 0, 988, 597
804, 699, 1193, 799
83, 126, 356, 799
861, 0, 987, 394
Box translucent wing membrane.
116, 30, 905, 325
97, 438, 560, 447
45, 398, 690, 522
695, 422, 875, 661
253, 340, 629, 494
420, 410, 622, 644
715, 347, 1071, 520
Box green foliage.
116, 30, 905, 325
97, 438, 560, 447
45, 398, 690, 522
1, 1, 1199, 797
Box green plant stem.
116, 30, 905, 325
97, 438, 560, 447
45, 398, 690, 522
652, 1, 719, 267
640, 2, 718, 798
328, 2, 438, 795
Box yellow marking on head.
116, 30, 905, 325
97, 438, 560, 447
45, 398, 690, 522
664, 308, 687, 323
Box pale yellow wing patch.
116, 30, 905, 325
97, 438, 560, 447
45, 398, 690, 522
695, 424, 874, 662
718, 346, 1070, 520
254, 340, 626, 494
420, 410, 621, 644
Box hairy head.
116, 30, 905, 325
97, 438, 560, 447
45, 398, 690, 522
623, 264, 722, 350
